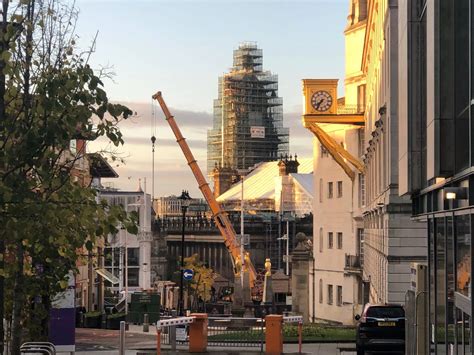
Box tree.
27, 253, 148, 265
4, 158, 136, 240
183, 254, 214, 308
0, 1, 137, 353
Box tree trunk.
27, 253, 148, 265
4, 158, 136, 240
0, 0, 10, 352
10, 244, 24, 355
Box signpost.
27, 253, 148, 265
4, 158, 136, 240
183, 269, 194, 281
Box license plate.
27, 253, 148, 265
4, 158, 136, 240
378, 321, 396, 326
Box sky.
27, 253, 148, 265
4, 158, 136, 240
74, 0, 348, 197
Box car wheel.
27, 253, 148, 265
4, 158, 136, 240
356, 346, 364, 355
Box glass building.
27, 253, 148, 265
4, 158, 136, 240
399, 0, 474, 352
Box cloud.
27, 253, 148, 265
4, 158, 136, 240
92, 104, 315, 198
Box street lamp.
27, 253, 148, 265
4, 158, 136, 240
277, 234, 290, 276
178, 190, 192, 316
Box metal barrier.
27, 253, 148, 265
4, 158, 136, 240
20, 342, 56, 355
283, 315, 304, 354
207, 317, 264, 349
157, 316, 194, 349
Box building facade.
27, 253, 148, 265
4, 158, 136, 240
153, 195, 209, 218
207, 42, 289, 175
399, 0, 474, 351
361, 0, 426, 305
100, 189, 153, 295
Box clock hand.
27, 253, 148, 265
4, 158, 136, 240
316, 99, 324, 109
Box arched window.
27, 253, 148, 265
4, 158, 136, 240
319, 279, 323, 303
319, 227, 323, 253
319, 178, 323, 203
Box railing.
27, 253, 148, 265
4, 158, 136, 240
20, 342, 56, 355
337, 105, 364, 115
158, 316, 194, 346
207, 317, 264, 349
345, 254, 362, 270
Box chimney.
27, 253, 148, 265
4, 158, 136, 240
212, 164, 237, 197
278, 154, 299, 176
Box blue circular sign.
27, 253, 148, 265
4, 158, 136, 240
183, 269, 194, 280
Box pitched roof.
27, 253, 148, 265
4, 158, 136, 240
290, 173, 314, 198
216, 158, 313, 202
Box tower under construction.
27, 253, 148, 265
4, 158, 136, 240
207, 42, 289, 176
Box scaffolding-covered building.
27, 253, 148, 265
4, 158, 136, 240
207, 42, 289, 175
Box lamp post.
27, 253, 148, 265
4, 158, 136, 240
178, 190, 192, 316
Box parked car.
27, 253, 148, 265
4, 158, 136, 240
355, 303, 405, 354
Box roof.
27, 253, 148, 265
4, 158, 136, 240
217, 158, 313, 202
290, 173, 314, 198
88, 153, 118, 178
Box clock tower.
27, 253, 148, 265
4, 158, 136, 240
302, 79, 338, 115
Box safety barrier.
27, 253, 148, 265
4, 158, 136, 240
283, 315, 303, 354
20, 342, 56, 355
154, 313, 304, 355
208, 317, 264, 349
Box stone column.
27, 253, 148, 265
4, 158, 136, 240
138, 231, 153, 290
291, 232, 313, 323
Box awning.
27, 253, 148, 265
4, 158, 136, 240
95, 268, 120, 284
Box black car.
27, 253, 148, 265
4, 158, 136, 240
355, 303, 405, 354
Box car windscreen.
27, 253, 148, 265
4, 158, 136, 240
366, 307, 405, 319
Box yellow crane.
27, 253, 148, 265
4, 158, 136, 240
152, 91, 257, 287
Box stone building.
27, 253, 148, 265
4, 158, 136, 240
360, 0, 426, 304
301, 0, 427, 324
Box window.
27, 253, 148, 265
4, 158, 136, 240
357, 84, 366, 113
320, 145, 329, 158
337, 232, 343, 249
319, 179, 323, 203
358, 174, 366, 207
328, 232, 333, 249
70, 139, 77, 154
328, 182, 333, 199
337, 286, 343, 306
319, 279, 323, 303
357, 229, 364, 265
319, 227, 323, 253
337, 181, 343, 198
327, 285, 333, 305
456, 215, 471, 296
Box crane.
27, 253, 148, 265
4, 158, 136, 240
152, 91, 257, 287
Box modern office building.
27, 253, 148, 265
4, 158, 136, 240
207, 42, 289, 176
398, 0, 474, 351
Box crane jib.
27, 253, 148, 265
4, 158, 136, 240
152, 91, 257, 287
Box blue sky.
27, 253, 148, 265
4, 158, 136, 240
75, 0, 348, 196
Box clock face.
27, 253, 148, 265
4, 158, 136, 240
311, 90, 333, 112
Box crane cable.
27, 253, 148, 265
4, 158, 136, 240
151, 99, 157, 202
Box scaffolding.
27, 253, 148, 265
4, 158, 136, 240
207, 42, 289, 173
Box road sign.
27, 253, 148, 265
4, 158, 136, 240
183, 269, 194, 281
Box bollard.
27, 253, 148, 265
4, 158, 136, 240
265, 315, 283, 355
189, 313, 208, 353
143, 313, 149, 333
298, 321, 303, 354
156, 327, 162, 355
119, 321, 126, 355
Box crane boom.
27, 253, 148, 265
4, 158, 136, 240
152, 91, 257, 286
